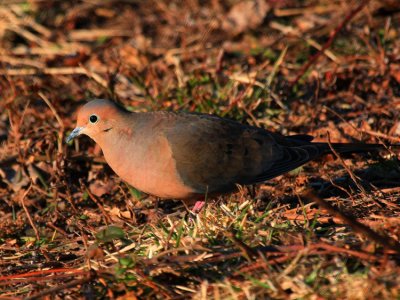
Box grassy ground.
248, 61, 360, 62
1, 0, 400, 299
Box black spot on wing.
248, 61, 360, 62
253, 138, 264, 146
225, 143, 234, 155
287, 134, 315, 142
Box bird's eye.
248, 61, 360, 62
89, 114, 99, 124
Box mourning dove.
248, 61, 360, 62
67, 99, 389, 211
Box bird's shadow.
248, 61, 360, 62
257, 156, 400, 215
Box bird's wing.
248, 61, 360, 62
163, 112, 322, 194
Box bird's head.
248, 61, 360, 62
66, 99, 127, 144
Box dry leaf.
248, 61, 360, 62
87, 243, 105, 260
222, 0, 270, 35
89, 180, 114, 197
0, 165, 30, 192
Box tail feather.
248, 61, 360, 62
316, 142, 394, 155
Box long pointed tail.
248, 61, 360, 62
316, 142, 392, 155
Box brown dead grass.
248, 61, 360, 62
1, 0, 400, 299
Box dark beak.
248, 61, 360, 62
66, 127, 84, 143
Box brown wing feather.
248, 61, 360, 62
164, 113, 322, 194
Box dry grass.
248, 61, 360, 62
1, 0, 400, 299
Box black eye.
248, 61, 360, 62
89, 114, 98, 124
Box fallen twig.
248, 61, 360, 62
302, 189, 400, 253
291, 0, 370, 85
24, 271, 96, 300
